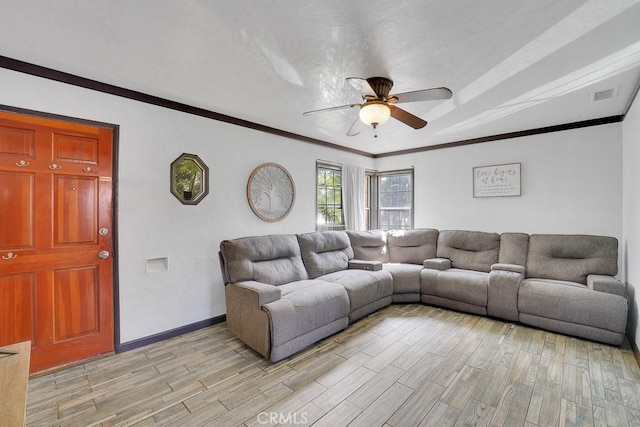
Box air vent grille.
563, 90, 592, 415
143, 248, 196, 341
591, 88, 617, 102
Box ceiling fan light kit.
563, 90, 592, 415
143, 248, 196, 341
359, 101, 391, 127
303, 76, 452, 137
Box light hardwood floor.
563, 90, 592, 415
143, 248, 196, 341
26, 304, 640, 426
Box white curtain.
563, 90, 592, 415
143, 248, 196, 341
343, 164, 366, 230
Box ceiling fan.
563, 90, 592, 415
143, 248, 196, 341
303, 77, 453, 137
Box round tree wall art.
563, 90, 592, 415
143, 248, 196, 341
247, 163, 296, 222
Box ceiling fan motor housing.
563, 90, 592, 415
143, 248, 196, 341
367, 77, 394, 100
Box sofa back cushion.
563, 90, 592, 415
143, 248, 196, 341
499, 233, 529, 266
346, 230, 390, 263
526, 234, 618, 284
297, 231, 354, 278
220, 234, 308, 285
387, 229, 438, 264
437, 230, 500, 272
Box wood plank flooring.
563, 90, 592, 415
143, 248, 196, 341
25, 304, 640, 426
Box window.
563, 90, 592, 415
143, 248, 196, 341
316, 163, 413, 231
316, 162, 344, 230
366, 169, 413, 230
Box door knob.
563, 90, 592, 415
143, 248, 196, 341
98, 250, 110, 259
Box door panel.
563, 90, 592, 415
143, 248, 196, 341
0, 172, 34, 249
0, 125, 35, 157
53, 132, 99, 165
0, 111, 114, 373
0, 274, 35, 344
54, 175, 98, 245
54, 266, 99, 341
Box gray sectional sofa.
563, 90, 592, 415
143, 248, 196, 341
219, 229, 628, 362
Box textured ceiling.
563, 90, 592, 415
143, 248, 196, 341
1, 0, 640, 154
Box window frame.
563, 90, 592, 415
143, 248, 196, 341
365, 171, 377, 230
315, 161, 345, 231
367, 168, 414, 231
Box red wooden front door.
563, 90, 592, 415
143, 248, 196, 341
0, 111, 114, 373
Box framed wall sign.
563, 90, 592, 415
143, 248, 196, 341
247, 162, 295, 222
473, 163, 521, 198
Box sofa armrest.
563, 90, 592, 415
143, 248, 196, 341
491, 263, 526, 274
225, 280, 280, 359
487, 265, 525, 322
424, 258, 452, 270
348, 259, 383, 271
587, 275, 627, 298
227, 280, 282, 306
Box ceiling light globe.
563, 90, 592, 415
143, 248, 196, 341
359, 101, 391, 127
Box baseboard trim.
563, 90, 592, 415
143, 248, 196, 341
116, 314, 226, 353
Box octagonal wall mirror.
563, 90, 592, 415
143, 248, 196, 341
170, 153, 209, 205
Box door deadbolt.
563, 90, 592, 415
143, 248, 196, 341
99, 228, 109, 236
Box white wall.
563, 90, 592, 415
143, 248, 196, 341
0, 67, 628, 347
375, 124, 623, 239
0, 68, 374, 343
623, 94, 640, 345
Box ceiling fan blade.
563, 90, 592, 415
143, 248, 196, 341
389, 105, 428, 129
346, 116, 364, 136
346, 77, 376, 98
391, 87, 453, 104
303, 103, 359, 115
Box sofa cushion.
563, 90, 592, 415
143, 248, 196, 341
518, 278, 627, 333
499, 233, 529, 266
526, 234, 618, 285
387, 228, 438, 264
220, 234, 308, 285
263, 280, 350, 347
346, 230, 390, 263
383, 263, 422, 295
431, 268, 489, 307
436, 230, 500, 273
278, 279, 330, 296
318, 269, 393, 319
297, 231, 354, 279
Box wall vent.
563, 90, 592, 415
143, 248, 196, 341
146, 257, 169, 273
591, 88, 618, 102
